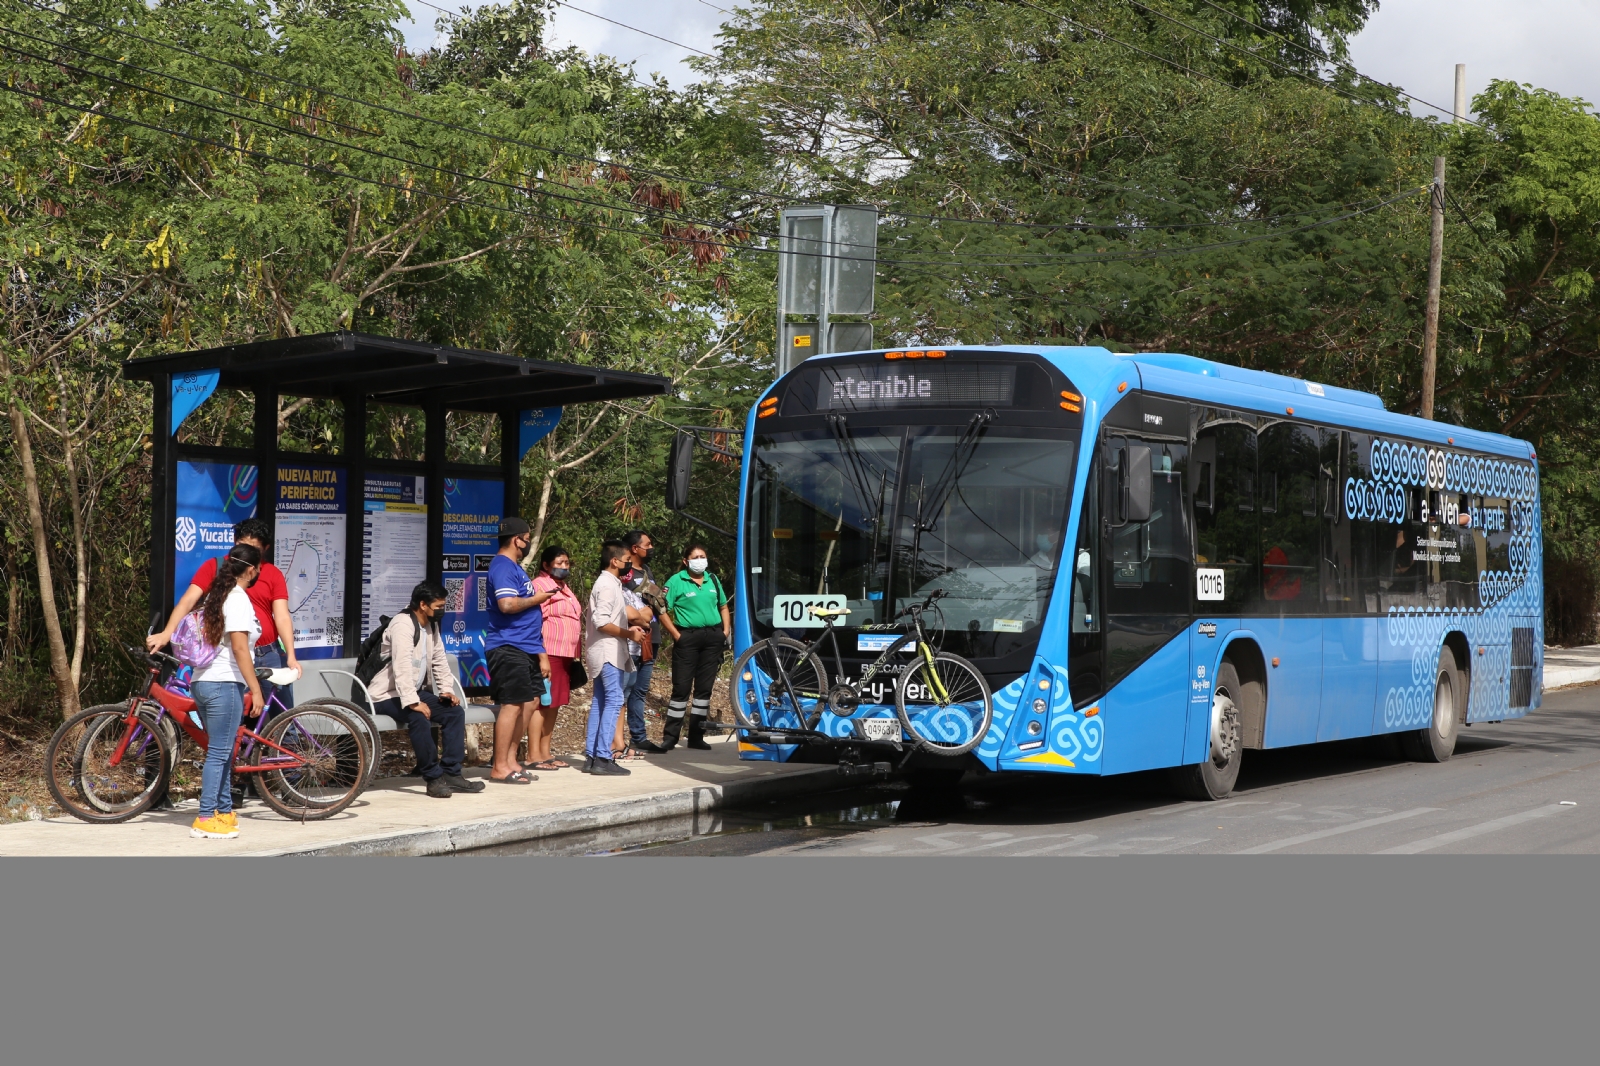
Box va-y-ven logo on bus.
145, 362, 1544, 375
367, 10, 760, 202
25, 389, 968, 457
1196, 568, 1225, 601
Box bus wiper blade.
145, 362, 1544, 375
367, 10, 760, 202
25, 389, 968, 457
917, 408, 994, 533
826, 414, 881, 524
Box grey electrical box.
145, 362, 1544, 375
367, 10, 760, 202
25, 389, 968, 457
776, 205, 877, 375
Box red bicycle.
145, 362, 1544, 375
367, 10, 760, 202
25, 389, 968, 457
46, 650, 370, 823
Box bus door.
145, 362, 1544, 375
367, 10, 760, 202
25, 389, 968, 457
1255, 420, 1324, 747
1099, 424, 1193, 775
1318, 430, 1378, 740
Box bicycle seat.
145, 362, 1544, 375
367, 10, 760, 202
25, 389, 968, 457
808, 605, 852, 619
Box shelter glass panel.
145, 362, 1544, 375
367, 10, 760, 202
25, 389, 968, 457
447, 410, 501, 465
367, 404, 426, 462
176, 386, 253, 448
277, 395, 343, 455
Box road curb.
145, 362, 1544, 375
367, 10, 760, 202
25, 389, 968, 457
1543, 667, 1600, 692
249, 765, 842, 857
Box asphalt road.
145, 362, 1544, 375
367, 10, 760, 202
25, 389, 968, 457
622, 682, 1600, 856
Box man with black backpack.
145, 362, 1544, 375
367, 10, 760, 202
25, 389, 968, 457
366, 582, 483, 798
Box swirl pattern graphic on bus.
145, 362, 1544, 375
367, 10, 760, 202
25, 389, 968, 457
982, 667, 1103, 766
1358, 436, 1542, 729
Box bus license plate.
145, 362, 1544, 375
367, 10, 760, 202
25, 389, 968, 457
858, 718, 902, 743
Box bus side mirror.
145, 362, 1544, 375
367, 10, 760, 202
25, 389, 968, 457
666, 431, 694, 511
1125, 445, 1153, 523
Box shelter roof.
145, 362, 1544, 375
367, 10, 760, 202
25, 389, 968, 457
122, 331, 669, 412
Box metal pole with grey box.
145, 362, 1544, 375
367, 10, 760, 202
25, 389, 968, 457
776, 205, 878, 375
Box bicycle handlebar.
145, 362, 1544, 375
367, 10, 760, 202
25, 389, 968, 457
894, 588, 946, 619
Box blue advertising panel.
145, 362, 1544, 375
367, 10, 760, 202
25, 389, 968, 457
173, 461, 258, 603
275, 465, 348, 660
442, 478, 503, 688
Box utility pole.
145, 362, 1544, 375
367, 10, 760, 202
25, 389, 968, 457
1421, 64, 1463, 420
1420, 156, 1445, 420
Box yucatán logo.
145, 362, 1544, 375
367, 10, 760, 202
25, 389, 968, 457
174, 516, 198, 552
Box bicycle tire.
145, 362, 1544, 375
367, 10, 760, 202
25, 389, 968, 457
47, 707, 171, 823
895, 650, 993, 756
731, 637, 826, 731
83, 702, 184, 774
249, 706, 368, 820
294, 698, 381, 784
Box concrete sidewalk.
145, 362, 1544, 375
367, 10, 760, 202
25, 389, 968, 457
0, 736, 836, 857
1544, 645, 1600, 691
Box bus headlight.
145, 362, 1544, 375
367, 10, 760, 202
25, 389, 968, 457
1032, 698, 1047, 714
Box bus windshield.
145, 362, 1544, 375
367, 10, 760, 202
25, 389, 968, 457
746, 423, 1078, 662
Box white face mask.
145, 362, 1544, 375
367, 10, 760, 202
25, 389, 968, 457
687, 558, 708, 574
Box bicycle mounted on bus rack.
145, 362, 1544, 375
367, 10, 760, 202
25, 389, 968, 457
731, 588, 994, 763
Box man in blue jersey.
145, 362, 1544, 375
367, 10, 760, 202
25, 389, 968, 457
484, 517, 555, 784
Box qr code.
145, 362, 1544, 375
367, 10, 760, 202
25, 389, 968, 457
444, 578, 466, 613
477, 576, 488, 612
326, 615, 344, 645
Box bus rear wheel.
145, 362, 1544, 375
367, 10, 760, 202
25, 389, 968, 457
1172, 661, 1243, 801
1400, 649, 1459, 763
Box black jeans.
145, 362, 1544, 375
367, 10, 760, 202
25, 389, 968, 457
669, 626, 725, 716
374, 691, 464, 780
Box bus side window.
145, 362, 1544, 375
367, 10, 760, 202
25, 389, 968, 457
1344, 432, 1381, 614
1194, 417, 1258, 612
1257, 422, 1320, 615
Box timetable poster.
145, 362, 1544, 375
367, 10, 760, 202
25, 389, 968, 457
361, 474, 427, 639
275, 465, 347, 659
441, 478, 502, 688
173, 461, 258, 604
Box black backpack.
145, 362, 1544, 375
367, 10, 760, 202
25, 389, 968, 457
354, 613, 422, 687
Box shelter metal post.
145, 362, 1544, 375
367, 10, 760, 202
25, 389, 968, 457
500, 410, 521, 520
424, 400, 446, 587
253, 386, 277, 532
148, 372, 174, 631
342, 390, 366, 657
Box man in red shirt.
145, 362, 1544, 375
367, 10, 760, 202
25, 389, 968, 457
148, 518, 300, 702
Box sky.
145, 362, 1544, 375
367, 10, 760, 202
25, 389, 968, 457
398, 1, 1600, 114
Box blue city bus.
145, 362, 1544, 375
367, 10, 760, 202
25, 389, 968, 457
731, 346, 1542, 798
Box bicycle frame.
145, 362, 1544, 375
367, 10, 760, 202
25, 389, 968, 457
108, 657, 328, 777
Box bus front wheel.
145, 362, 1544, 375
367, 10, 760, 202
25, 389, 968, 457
1172, 661, 1244, 801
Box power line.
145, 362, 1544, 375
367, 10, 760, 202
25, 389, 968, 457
548, 0, 716, 58
1, 69, 1423, 277
1189, 0, 1488, 128
5, 0, 1428, 248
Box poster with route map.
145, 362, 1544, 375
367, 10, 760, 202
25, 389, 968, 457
275, 465, 347, 659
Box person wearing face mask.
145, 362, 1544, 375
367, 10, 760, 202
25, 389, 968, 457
619, 530, 663, 750
369, 582, 479, 798
529, 545, 583, 770
484, 517, 555, 785
584, 541, 649, 775
612, 560, 662, 757
1029, 528, 1062, 570
659, 543, 732, 751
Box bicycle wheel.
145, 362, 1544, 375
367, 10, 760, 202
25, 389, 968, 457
294, 698, 381, 784
731, 637, 826, 731
83, 702, 184, 774
895, 649, 993, 756
249, 706, 368, 820
47, 707, 171, 823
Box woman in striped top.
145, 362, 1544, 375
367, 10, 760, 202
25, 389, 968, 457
529, 545, 583, 770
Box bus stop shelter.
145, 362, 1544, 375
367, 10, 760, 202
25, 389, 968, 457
124, 331, 668, 687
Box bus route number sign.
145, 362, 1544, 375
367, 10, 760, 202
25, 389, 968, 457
773, 594, 847, 629
1196, 568, 1226, 601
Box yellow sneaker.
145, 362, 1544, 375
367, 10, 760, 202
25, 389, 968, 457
218, 812, 238, 829
191, 815, 239, 839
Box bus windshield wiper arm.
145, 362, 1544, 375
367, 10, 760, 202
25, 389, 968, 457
917, 408, 995, 533
826, 414, 882, 524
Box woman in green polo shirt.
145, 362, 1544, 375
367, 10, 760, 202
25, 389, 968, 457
659, 543, 732, 751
